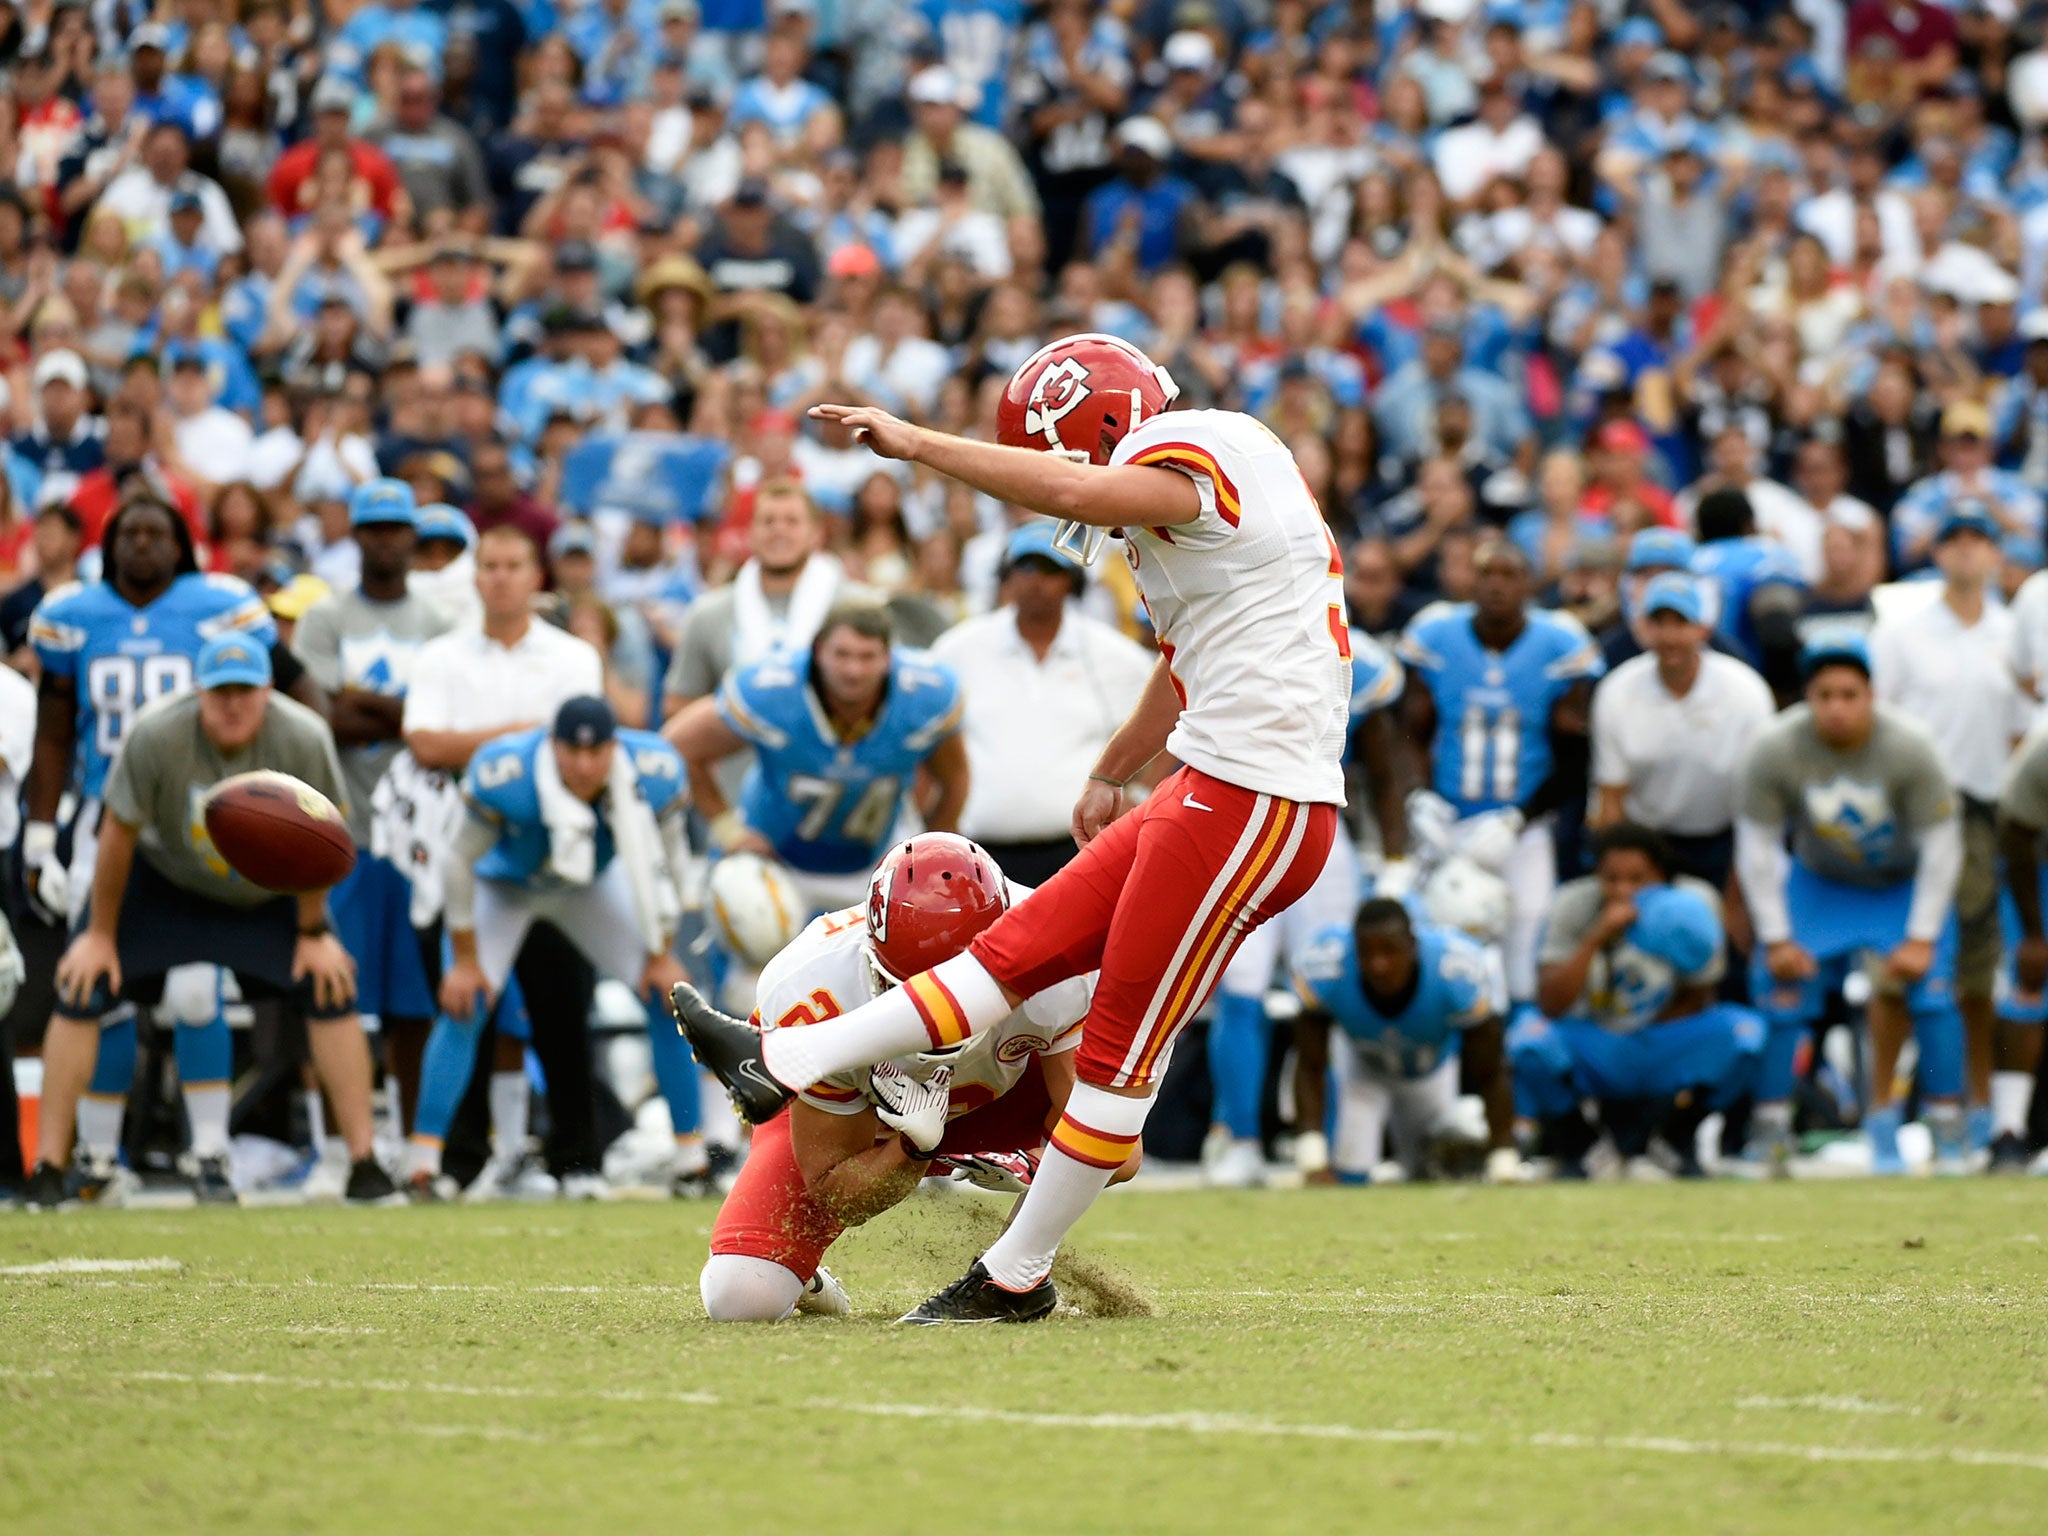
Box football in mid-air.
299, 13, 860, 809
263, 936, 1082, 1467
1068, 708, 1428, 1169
203, 771, 355, 894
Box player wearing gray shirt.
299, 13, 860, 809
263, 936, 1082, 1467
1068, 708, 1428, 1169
1539, 873, 1726, 1034
1733, 633, 1965, 1174
32, 634, 396, 1208
105, 687, 347, 909
293, 585, 454, 845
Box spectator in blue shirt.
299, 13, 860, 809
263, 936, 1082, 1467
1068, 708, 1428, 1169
1080, 116, 1198, 274
1373, 318, 1535, 473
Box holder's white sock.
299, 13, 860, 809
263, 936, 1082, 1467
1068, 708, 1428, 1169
490, 1072, 529, 1164
761, 954, 1012, 1090
183, 1085, 230, 1159
981, 1081, 1152, 1292
1992, 1071, 2035, 1138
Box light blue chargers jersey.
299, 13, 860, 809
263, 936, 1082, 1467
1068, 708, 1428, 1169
30, 572, 276, 799
1295, 922, 1506, 1079
1396, 602, 1604, 816
465, 727, 687, 887
717, 649, 962, 875
1691, 537, 1806, 668
1345, 629, 1403, 768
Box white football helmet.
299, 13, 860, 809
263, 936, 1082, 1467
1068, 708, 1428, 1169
1422, 855, 1511, 944
705, 853, 805, 968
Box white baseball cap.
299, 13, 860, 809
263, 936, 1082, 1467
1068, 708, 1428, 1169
1163, 30, 1215, 72
908, 65, 966, 108
32, 350, 87, 391
1114, 115, 1175, 160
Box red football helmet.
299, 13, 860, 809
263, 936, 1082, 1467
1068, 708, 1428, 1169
865, 832, 1010, 986
996, 334, 1180, 565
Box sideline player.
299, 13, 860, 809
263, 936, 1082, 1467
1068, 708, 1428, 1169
676, 332, 1347, 1324
25, 494, 277, 1198
1510, 823, 1765, 1179
435, 696, 691, 1196
1206, 625, 1410, 1187
1991, 722, 2048, 1171
1736, 634, 1965, 1174
22, 635, 397, 1208
664, 601, 969, 917
1291, 896, 1515, 1184
701, 833, 1136, 1321
1398, 535, 1605, 1003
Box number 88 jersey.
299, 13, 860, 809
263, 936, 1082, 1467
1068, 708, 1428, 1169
716, 648, 963, 877
29, 572, 277, 799
1397, 600, 1604, 817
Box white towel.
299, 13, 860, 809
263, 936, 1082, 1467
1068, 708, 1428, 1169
370, 750, 468, 927
731, 552, 842, 669
533, 735, 600, 885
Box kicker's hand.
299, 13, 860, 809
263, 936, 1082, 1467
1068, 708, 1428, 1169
807, 403, 922, 462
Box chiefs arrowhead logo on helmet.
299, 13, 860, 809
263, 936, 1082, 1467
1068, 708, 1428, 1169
865, 832, 1009, 986
1023, 357, 1092, 444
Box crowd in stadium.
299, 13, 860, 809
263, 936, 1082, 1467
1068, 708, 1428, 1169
4, 0, 2048, 1213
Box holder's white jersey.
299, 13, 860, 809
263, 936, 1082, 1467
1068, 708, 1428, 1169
1109, 410, 1351, 806
754, 904, 1091, 1119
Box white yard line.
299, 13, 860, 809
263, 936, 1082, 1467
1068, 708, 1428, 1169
3, 1364, 2039, 1475
0, 1256, 182, 1275
1735, 1395, 1923, 1417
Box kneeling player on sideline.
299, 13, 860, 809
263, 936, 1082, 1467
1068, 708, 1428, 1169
430, 696, 691, 1197
1736, 633, 1965, 1175
1992, 722, 2048, 1172
702, 834, 1133, 1322
1290, 897, 1516, 1184
1510, 823, 1765, 1180
24, 634, 398, 1208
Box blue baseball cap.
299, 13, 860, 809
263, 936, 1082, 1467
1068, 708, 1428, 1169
1800, 628, 1871, 681
1627, 527, 1697, 573
350, 478, 417, 528
1640, 571, 1705, 624
553, 694, 617, 748
1003, 521, 1083, 574
195, 633, 273, 690
1936, 500, 2000, 545
1627, 884, 1719, 974
1614, 16, 1662, 49
414, 503, 476, 548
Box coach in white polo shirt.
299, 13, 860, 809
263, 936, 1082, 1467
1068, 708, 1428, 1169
1589, 571, 1775, 890
929, 523, 1154, 888
1870, 502, 2031, 1142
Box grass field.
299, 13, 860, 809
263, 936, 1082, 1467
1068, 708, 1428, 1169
3, 1181, 2045, 1535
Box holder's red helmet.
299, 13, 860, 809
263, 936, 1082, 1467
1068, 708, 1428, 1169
996, 333, 1180, 466
865, 833, 1010, 985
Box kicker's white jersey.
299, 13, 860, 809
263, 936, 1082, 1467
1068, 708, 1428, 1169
1109, 409, 1351, 805
754, 904, 1091, 1118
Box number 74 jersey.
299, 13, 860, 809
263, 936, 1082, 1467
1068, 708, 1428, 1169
1397, 601, 1604, 817
30, 572, 278, 800
716, 648, 962, 876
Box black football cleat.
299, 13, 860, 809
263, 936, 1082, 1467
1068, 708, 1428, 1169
21, 1161, 68, 1212
1988, 1131, 2031, 1175
898, 1261, 1058, 1326
669, 983, 792, 1125
187, 1153, 238, 1205
345, 1158, 405, 1205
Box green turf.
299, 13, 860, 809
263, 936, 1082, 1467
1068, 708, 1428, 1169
3, 1181, 2045, 1535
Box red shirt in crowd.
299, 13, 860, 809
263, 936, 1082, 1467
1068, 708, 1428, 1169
266, 139, 405, 220
70, 464, 208, 550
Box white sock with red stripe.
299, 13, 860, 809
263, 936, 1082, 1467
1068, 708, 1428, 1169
980, 1081, 1151, 1292
760, 953, 1012, 1091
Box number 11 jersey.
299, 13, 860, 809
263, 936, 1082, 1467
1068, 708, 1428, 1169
1398, 601, 1604, 817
